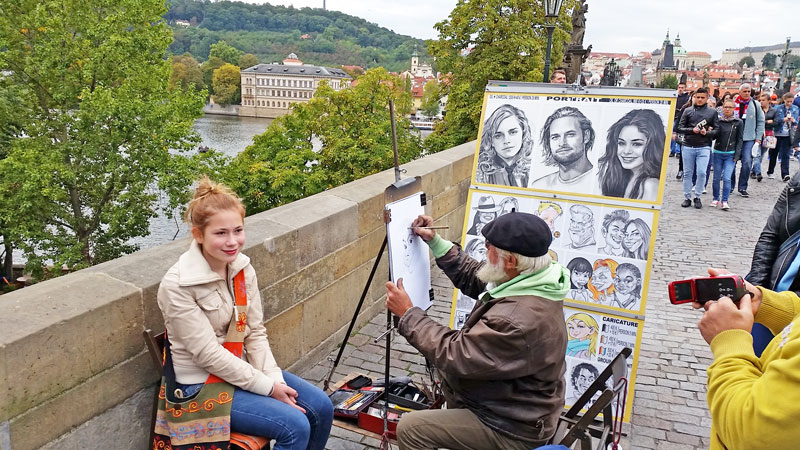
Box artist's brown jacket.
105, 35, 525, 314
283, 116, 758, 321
398, 244, 567, 443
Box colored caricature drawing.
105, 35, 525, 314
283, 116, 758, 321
566, 312, 599, 360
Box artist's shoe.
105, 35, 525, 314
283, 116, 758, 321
738, 190, 749, 197
676, 171, 683, 180
721, 202, 730, 211
710, 200, 719, 208
694, 198, 702, 209
757, 174, 763, 182
785, 175, 791, 182
681, 199, 692, 208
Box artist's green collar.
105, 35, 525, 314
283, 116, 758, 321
479, 262, 570, 303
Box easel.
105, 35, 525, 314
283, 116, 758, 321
322, 100, 427, 448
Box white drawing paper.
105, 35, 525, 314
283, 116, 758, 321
386, 193, 432, 311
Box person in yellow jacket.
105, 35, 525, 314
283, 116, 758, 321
695, 268, 800, 450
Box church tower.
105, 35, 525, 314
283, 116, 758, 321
411, 46, 419, 73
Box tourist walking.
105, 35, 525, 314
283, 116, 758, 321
730, 84, 765, 197
710, 100, 743, 211
677, 88, 718, 209
671, 82, 690, 159
754, 93, 777, 181
769, 93, 799, 181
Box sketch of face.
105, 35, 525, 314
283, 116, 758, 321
539, 207, 561, 232
467, 241, 487, 261
606, 219, 626, 245
492, 116, 523, 164
614, 268, 641, 296
617, 126, 647, 171
574, 367, 597, 392
623, 222, 644, 254
478, 211, 496, 224
571, 270, 590, 289
591, 266, 612, 292
569, 212, 594, 245
567, 319, 594, 341
402, 232, 415, 269
549, 117, 588, 167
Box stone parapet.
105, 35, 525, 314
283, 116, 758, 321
0, 140, 475, 449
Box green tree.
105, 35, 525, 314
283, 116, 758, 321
209, 39, 243, 64
739, 56, 755, 67
420, 79, 441, 117
0, 0, 209, 274
170, 53, 204, 91
225, 68, 423, 214
201, 55, 226, 95
425, 0, 577, 152
658, 74, 679, 89
762, 53, 777, 70
212, 63, 241, 106
238, 53, 259, 69
0, 82, 27, 280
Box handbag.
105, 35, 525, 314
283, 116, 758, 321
764, 131, 777, 150
153, 270, 249, 450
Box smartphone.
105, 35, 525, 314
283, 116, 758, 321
668, 275, 748, 305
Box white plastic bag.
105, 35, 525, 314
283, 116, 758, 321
752, 142, 760, 158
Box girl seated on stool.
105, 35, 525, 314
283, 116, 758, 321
157, 177, 333, 450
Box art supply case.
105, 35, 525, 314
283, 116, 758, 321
329, 389, 381, 418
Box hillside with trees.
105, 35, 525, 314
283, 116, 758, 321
166, 0, 428, 72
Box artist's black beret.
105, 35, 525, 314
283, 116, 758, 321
481, 212, 552, 257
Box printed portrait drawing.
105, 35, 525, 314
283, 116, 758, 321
464, 238, 488, 262
456, 292, 476, 310
568, 204, 596, 250
588, 258, 618, 305
455, 310, 470, 330
566, 257, 593, 303
610, 263, 643, 310
475, 104, 534, 188
566, 312, 599, 360
565, 362, 601, 407
530, 106, 596, 193
467, 196, 501, 236
622, 218, 651, 260
597, 109, 665, 201
498, 196, 519, 215
535, 201, 563, 238
598, 209, 630, 257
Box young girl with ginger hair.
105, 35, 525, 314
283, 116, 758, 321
155, 177, 333, 450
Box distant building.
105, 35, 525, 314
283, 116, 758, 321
175, 20, 190, 28
410, 48, 434, 78
720, 41, 800, 66
239, 53, 351, 118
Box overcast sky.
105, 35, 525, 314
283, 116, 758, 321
244, 0, 797, 59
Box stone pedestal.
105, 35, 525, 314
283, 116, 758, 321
563, 45, 591, 84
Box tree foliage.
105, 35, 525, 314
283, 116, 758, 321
201, 56, 226, 95
739, 56, 755, 68
658, 74, 679, 89
0, 0, 210, 275
425, 0, 577, 152
239, 53, 259, 69
421, 79, 442, 117
209, 39, 243, 64
762, 53, 777, 70
212, 63, 241, 106
170, 53, 204, 91
225, 68, 423, 214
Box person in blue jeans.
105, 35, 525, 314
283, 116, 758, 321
729, 84, 765, 197
677, 87, 719, 209
770, 93, 800, 181
710, 100, 743, 210
751, 93, 776, 181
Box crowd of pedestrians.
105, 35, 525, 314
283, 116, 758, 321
671, 82, 800, 210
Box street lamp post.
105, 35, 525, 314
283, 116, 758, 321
542, 0, 564, 83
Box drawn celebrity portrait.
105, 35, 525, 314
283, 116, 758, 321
622, 218, 651, 260
566, 257, 593, 303
568, 204, 596, 250
566, 312, 599, 360
498, 197, 519, 215
467, 196, 501, 236
598, 109, 665, 200
535, 201, 563, 238
464, 238, 488, 262
475, 104, 534, 188
531, 106, 596, 192
598, 209, 630, 257
565, 362, 601, 406
588, 258, 618, 305
610, 263, 642, 310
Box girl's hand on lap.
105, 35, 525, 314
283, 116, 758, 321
271, 382, 306, 413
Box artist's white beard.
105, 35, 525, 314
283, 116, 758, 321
477, 259, 510, 284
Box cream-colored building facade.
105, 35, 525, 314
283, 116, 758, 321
239, 53, 351, 118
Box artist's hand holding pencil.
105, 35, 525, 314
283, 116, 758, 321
410, 215, 436, 241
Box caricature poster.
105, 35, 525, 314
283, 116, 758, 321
449, 82, 676, 424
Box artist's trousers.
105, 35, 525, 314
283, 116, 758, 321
396, 407, 547, 450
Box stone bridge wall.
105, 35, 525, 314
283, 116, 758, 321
0, 141, 475, 450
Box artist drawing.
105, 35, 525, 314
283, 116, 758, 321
608, 263, 643, 310
566, 312, 599, 360
466, 195, 501, 236
567, 204, 597, 250
531, 106, 597, 193
566, 257, 594, 303
475, 104, 533, 188
598, 209, 629, 257
385, 194, 432, 310
588, 258, 617, 305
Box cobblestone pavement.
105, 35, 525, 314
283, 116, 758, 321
299, 155, 796, 450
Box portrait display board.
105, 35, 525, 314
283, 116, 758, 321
447, 82, 675, 423
563, 306, 643, 422
386, 193, 432, 311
